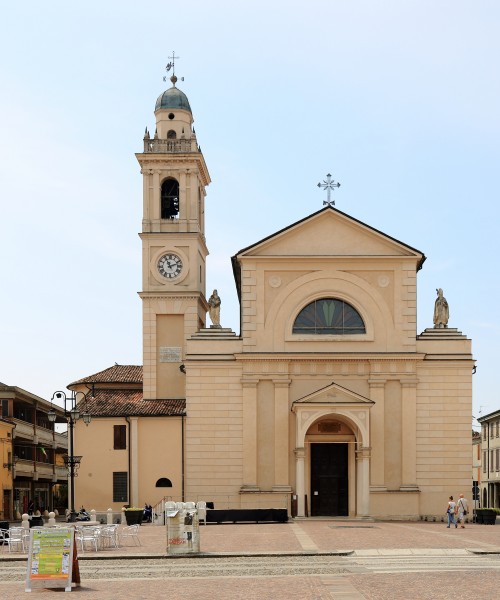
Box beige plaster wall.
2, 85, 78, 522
415, 361, 473, 515
137, 417, 183, 505
143, 296, 204, 400
75, 418, 128, 510
240, 259, 418, 353
75, 416, 182, 510
184, 362, 244, 507
156, 314, 184, 398
182, 347, 472, 518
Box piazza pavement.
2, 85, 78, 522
1, 518, 500, 599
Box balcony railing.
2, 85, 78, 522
11, 419, 67, 450
53, 431, 68, 450
12, 419, 35, 439
35, 463, 55, 478
14, 459, 35, 477
55, 465, 68, 480
143, 138, 198, 154
12, 460, 69, 481
36, 427, 55, 445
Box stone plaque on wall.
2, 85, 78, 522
159, 347, 182, 363
318, 421, 342, 433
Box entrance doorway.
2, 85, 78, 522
310, 443, 348, 516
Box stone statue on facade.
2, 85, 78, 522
208, 289, 221, 328
433, 288, 449, 328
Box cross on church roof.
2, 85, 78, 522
317, 173, 341, 207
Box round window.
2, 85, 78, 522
168, 113, 175, 120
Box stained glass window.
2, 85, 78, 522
292, 298, 365, 335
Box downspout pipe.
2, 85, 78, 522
125, 416, 131, 506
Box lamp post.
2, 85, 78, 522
48, 391, 92, 522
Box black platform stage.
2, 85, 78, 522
205, 508, 288, 524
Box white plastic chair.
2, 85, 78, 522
120, 524, 141, 546
0, 528, 9, 552
100, 524, 119, 548
196, 501, 207, 525
6, 527, 25, 552
174, 502, 185, 511
75, 526, 100, 552
184, 501, 196, 509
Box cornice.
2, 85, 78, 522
136, 154, 211, 186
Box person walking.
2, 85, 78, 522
456, 493, 468, 528
446, 496, 457, 528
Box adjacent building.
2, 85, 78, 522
68, 365, 184, 509
0, 415, 15, 521
0, 383, 68, 519
478, 410, 500, 508
72, 76, 475, 519
472, 430, 481, 508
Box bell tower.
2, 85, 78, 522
136, 72, 211, 400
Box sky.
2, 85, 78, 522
1, 1, 498, 424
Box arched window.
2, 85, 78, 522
155, 478, 173, 487
293, 298, 365, 335
167, 129, 176, 139
161, 178, 179, 218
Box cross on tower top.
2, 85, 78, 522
317, 173, 341, 207
163, 51, 184, 86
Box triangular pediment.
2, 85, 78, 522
235, 206, 424, 263
293, 382, 374, 406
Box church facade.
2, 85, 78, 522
71, 76, 474, 519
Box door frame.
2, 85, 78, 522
310, 442, 349, 516
305, 436, 356, 517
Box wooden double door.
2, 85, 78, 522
310, 443, 348, 516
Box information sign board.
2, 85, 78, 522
25, 528, 80, 592
167, 509, 200, 554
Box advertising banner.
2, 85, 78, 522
25, 527, 80, 592
167, 509, 200, 554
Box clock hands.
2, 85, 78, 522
157, 253, 182, 278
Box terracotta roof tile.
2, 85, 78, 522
80, 389, 185, 417
69, 365, 143, 386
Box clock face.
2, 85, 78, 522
157, 253, 183, 279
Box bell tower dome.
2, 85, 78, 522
136, 73, 211, 401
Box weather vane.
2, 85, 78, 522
317, 173, 341, 206
163, 51, 184, 85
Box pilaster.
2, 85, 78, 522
273, 379, 292, 491
129, 417, 139, 506
401, 379, 419, 491
368, 378, 386, 491
241, 378, 259, 491
356, 445, 371, 517
294, 447, 305, 517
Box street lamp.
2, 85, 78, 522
48, 390, 92, 522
